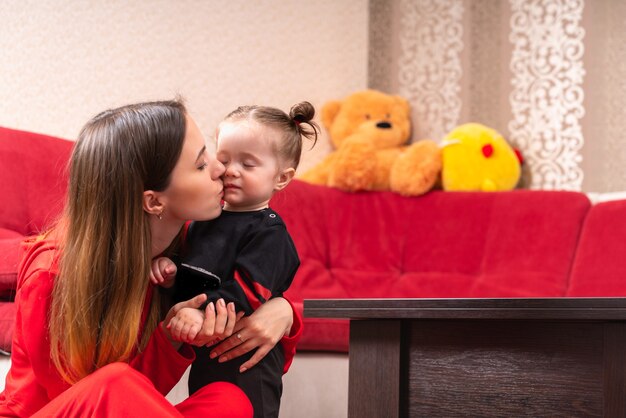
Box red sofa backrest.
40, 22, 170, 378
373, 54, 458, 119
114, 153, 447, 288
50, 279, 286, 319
273, 180, 590, 301
567, 199, 626, 296
0, 126, 73, 236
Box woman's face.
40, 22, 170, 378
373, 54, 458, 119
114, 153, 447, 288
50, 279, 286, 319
159, 114, 225, 222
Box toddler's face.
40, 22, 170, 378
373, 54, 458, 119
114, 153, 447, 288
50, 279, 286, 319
216, 120, 283, 211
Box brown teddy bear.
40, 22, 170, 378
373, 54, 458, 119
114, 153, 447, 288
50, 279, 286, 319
300, 89, 441, 196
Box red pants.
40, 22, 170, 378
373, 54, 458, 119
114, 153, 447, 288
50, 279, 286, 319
32, 363, 252, 418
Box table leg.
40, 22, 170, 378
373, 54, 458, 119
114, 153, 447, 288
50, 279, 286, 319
604, 323, 626, 416
348, 320, 402, 418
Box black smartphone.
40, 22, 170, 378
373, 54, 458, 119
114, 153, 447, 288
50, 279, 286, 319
179, 263, 222, 292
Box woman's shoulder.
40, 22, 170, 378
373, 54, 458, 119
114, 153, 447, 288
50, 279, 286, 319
17, 231, 61, 290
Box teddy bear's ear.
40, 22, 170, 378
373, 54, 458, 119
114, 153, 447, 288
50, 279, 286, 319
321, 100, 342, 130
393, 95, 411, 115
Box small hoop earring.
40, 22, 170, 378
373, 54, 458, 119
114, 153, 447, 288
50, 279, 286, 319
157, 211, 163, 220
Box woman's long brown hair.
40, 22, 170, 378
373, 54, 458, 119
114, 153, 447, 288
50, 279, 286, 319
50, 99, 186, 383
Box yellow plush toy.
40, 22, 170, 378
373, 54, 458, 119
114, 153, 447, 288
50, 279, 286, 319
440, 123, 522, 191
300, 89, 441, 196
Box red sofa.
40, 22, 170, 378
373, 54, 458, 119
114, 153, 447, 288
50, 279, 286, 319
1, 125, 626, 356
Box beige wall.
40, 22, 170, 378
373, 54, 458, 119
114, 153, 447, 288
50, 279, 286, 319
0, 0, 368, 174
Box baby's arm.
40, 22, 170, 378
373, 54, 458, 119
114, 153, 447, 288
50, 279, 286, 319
149, 256, 177, 288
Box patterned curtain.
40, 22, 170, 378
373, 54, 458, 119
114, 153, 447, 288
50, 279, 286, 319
369, 0, 626, 192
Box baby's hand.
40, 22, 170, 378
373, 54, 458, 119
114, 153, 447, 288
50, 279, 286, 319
149, 257, 177, 288
166, 306, 205, 343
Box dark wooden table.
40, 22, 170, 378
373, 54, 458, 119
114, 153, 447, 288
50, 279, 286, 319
304, 298, 626, 418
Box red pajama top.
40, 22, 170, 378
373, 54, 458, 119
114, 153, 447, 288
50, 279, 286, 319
0, 234, 302, 417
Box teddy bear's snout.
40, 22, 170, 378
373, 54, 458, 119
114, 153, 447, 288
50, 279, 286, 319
376, 121, 392, 129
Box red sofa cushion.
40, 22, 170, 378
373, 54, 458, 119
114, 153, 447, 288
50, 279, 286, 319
400, 190, 590, 298
273, 181, 591, 352
567, 200, 626, 296
0, 302, 16, 353
0, 237, 24, 299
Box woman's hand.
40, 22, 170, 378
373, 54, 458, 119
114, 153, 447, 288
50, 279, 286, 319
161, 295, 239, 349
193, 298, 243, 346
209, 297, 294, 373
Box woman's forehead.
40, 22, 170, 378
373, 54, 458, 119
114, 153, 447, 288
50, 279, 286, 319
182, 115, 206, 154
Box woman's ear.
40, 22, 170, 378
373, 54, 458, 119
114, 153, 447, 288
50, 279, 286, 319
143, 190, 165, 217
275, 168, 296, 191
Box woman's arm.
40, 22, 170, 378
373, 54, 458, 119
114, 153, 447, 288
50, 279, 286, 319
208, 296, 302, 373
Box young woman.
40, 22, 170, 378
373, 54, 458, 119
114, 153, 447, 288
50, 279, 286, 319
0, 99, 301, 417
